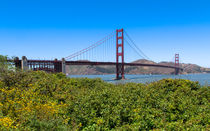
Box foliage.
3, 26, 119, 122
0, 55, 15, 71
0, 69, 209, 130
0, 55, 9, 73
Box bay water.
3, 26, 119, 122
68, 73, 210, 86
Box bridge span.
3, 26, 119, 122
10, 28, 182, 79
12, 56, 182, 80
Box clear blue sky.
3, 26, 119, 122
0, 0, 210, 67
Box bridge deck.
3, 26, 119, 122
8, 59, 182, 69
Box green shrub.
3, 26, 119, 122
0, 70, 209, 130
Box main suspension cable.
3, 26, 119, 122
124, 31, 151, 60
65, 31, 115, 60
124, 39, 146, 59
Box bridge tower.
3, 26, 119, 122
175, 53, 179, 75
116, 28, 125, 80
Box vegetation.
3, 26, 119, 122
0, 55, 209, 130
0, 55, 13, 72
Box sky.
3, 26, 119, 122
0, 0, 210, 67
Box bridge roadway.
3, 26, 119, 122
65, 61, 182, 70
9, 59, 182, 70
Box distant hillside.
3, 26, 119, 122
66, 59, 210, 75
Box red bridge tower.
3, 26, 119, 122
116, 29, 125, 79
175, 53, 180, 75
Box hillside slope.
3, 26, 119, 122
66, 59, 210, 75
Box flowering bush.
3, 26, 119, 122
0, 70, 209, 130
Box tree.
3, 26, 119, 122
0, 55, 9, 72
0, 55, 15, 74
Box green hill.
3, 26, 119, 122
66, 59, 210, 75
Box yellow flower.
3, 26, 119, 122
28, 84, 33, 87
63, 117, 70, 125
0, 117, 16, 129
97, 119, 103, 125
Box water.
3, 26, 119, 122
68, 74, 210, 86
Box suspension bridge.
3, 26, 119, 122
13, 28, 182, 80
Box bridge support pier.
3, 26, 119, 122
62, 58, 66, 74
21, 56, 28, 71
175, 68, 179, 75
14, 57, 21, 69
54, 59, 61, 73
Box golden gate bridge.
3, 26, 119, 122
12, 28, 182, 80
